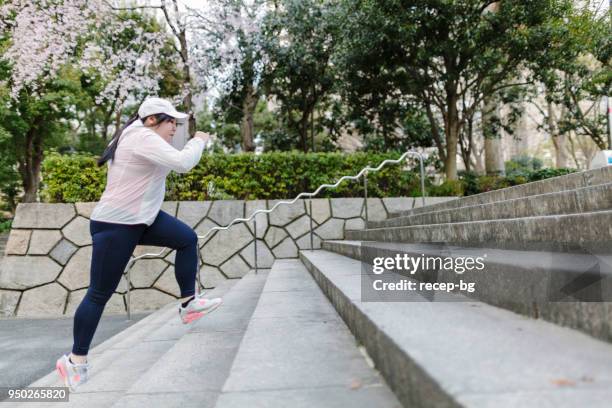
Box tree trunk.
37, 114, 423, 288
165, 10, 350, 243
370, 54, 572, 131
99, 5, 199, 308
482, 95, 505, 176
552, 134, 568, 168
103, 94, 119, 140
444, 99, 460, 180
299, 112, 309, 152
459, 118, 474, 173
424, 103, 447, 165
480, 1, 505, 176
115, 109, 123, 135
548, 100, 568, 168
240, 84, 257, 152
484, 137, 505, 175
178, 29, 196, 136
19, 125, 44, 202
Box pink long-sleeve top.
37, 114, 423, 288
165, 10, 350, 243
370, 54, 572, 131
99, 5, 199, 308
90, 120, 205, 226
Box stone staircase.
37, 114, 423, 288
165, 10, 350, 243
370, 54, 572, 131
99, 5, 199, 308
9, 165, 612, 408
8, 263, 399, 408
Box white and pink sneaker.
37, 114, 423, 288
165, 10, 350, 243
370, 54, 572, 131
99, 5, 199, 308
56, 354, 89, 391
179, 294, 222, 324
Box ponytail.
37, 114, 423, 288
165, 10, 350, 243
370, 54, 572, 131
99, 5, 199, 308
98, 113, 140, 166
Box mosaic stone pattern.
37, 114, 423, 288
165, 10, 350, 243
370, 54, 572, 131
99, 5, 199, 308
0, 197, 440, 317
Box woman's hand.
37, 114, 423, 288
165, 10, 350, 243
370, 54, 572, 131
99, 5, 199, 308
194, 131, 212, 144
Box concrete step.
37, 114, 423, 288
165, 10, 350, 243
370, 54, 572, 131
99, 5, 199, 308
321, 240, 612, 343
346, 210, 612, 253
389, 166, 612, 220
9, 280, 237, 408
300, 249, 612, 408
26, 303, 179, 388
367, 182, 612, 229
110, 269, 270, 408
214, 259, 401, 408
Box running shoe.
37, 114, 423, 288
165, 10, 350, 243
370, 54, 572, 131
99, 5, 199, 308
56, 354, 89, 392
179, 294, 222, 324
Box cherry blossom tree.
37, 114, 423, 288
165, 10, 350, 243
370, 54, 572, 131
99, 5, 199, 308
109, 0, 200, 134
0, 0, 170, 201
80, 10, 169, 139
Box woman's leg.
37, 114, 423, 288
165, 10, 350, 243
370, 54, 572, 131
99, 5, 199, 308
138, 210, 199, 299
71, 220, 145, 359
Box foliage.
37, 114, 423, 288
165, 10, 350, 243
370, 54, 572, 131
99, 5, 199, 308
0, 218, 11, 233
205, 98, 281, 152
542, 1, 611, 149
41, 151, 577, 203
0, 1, 181, 203
505, 155, 544, 178
447, 167, 577, 197
428, 179, 465, 197
526, 167, 576, 182
40, 151, 107, 203
262, 0, 341, 152
164, 151, 431, 200
41, 151, 430, 202
336, 0, 579, 179
0, 123, 20, 210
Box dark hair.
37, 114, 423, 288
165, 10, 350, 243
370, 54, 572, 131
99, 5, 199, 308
97, 113, 178, 166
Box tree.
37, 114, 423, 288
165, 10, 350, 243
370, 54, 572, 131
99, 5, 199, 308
531, 0, 610, 164
0, 68, 82, 202
262, 0, 340, 152
108, 0, 199, 134
79, 9, 173, 143
191, 0, 269, 152
0, 0, 100, 201
338, 0, 576, 179
556, 1, 610, 150
0, 0, 170, 201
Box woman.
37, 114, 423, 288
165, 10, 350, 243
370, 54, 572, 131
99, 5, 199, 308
55, 97, 222, 391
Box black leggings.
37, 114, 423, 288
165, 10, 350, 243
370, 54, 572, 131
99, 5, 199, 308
72, 210, 198, 355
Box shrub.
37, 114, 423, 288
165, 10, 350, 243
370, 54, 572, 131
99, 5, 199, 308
505, 155, 543, 178
41, 151, 429, 202
40, 150, 578, 202
40, 151, 106, 203
527, 168, 576, 182
428, 179, 464, 197
0, 218, 11, 233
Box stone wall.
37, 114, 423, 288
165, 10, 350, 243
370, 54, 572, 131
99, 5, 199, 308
0, 197, 453, 317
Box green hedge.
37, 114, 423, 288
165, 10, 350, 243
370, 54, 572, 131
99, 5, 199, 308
430, 168, 577, 197
41, 152, 107, 203
41, 151, 429, 202
40, 151, 577, 203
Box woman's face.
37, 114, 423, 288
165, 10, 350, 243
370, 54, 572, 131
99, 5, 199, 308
146, 117, 177, 143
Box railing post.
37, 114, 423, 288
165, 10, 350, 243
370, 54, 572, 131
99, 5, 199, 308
309, 199, 314, 250
419, 154, 426, 207
363, 170, 369, 226
197, 244, 205, 294
125, 260, 133, 321
253, 218, 258, 273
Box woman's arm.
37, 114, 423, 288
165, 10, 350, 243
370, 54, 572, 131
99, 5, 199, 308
133, 131, 205, 173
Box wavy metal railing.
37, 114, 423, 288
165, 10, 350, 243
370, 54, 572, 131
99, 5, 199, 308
123, 151, 426, 319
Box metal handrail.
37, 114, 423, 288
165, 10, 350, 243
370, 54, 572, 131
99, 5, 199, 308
123, 151, 426, 319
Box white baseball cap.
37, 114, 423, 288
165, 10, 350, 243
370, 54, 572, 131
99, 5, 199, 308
138, 97, 189, 120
